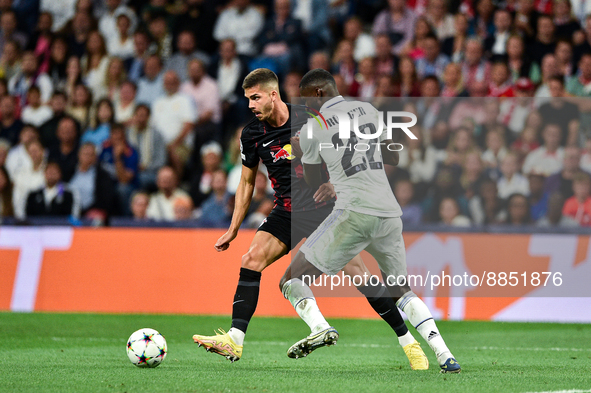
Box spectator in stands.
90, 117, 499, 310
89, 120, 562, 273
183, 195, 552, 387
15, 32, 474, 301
554, 40, 575, 78
522, 123, 565, 176
513, 0, 539, 42
441, 62, 468, 97
126, 31, 150, 83
243, 170, 274, 228
0, 40, 22, 83
104, 57, 126, 102
537, 192, 578, 227
488, 61, 515, 97
469, 0, 495, 39
5, 125, 37, 180
166, 30, 209, 82
48, 117, 79, 183
64, 55, 83, 99
461, 150, 487, 200
528, 172, 549, 221
282, 71, 302, 103
393, 56, 421, 97
213, 0, 263, 57
422, 166, 469, 222
0, 165, 13, 219
106, 12, 135, 59
146, 166, 191, 221
372, 0, 416, 55
440, 13, 468, 63
308, 51, 331, 72
114, 80, 136, 125
25, 161, 77, 218
566, 53, 591, 97
9, 51, 53, 105
0, 10, 27, 55
444, 127, 477, 169
394, 179, 422, 225
47, 37, 68, 92
505, 193, 533, 225
439, 197, 471, 227
331, 39, 357, 89
562, 171, 591, 226
67, 84, 93, 131
461, 38, 491, 91
343, 16, 375, 63
136, 55, 165, 105
485, 9, 512, 60
505, 35, 536, 83
415, 33, 449, 80
39, 91, 68, 149
175, 0, 217, 54
500, 78, 536, 137
130, 190, 150, 220
425, 0, 455, 40
82, 31, 109, 101
126, 104, 166, 189
22, 86, 53, 127
350, 57, 377, 98
198, 169, 231, 228
255, 0, 304, 76
191, 141, 224, 207
69, 142, 117, 219
531, 15, 556, 65
539, 77, 581, 146
293, 0, 331, 53
555, 0, 581, 41
545, 146, 585, 200
469, 178, 507, 225
0, 139, 8, 167
40, 0, 75, 32
81, 98, 113, 153
498, 152, 530, 199
0, 95, 23, 146
99, 122, 138, 213
534, 54, 558, 98
482, 128, 508, 169
148, 14, 173, 61
373, 35, 397, 76
182, 59, 221, 155
65, 11, 92, 59
580, 138, 591, 173
152, 70, 197, 177
173, 195, 195, 221
99, 0, 136, 47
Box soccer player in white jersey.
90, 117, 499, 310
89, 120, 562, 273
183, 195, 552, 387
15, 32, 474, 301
280, 68, 461, 373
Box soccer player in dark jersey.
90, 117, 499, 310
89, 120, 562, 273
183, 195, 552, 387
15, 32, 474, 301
192, 69, 428, 370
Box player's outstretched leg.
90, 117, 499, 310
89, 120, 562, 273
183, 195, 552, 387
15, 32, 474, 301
194, 232, 286, 362
397, 291, 461, 373
281, 278, 338, 358
344, 259, 428, 370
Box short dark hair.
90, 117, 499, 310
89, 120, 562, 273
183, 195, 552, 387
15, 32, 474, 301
299, 68, 337, 90
242, 68, 279, 91
134, 103, 150, 115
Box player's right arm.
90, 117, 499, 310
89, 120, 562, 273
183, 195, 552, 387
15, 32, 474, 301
215, 131, 259, 252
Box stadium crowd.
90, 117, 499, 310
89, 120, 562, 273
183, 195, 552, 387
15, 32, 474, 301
0, 0, 591, 228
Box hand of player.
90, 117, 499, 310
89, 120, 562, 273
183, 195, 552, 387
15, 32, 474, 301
290, 136, 303, 159
314, 182, 335, 202
214, 230, 237, 252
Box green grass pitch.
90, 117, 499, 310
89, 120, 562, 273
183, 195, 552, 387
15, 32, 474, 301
1, 312, 590, 393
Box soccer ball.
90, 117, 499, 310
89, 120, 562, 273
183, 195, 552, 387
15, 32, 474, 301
126, 328, 167, 368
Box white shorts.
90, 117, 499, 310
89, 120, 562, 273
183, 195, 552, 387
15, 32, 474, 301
299, 209, 407, 277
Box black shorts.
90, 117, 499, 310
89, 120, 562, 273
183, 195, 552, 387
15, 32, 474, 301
257, 205, 334, 251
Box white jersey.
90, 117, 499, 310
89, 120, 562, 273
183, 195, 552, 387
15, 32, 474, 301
299, 96, 402, 218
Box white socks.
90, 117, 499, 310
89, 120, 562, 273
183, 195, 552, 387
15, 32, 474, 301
398, 331, 416, 347
282, 278, 330, 333
228, 327, 245, 346
397, 291, 453, 365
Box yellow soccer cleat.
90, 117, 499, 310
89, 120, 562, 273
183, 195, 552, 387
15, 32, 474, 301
193, 329, 243, 362
403, 340, 429, 370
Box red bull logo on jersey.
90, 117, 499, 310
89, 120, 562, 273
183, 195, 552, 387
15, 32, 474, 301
271, 144, 294, 162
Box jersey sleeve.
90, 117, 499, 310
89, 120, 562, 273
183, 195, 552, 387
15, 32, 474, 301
240, 128, 259, 168
299, 124, 322, 165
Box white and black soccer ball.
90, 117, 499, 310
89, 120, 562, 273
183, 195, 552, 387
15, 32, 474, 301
126, 328, 167, 368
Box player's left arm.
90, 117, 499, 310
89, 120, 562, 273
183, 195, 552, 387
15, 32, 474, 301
299, 124, 324, 190
380, 139, 400, 166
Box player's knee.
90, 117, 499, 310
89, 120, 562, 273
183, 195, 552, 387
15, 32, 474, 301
241, 247, 266, 272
